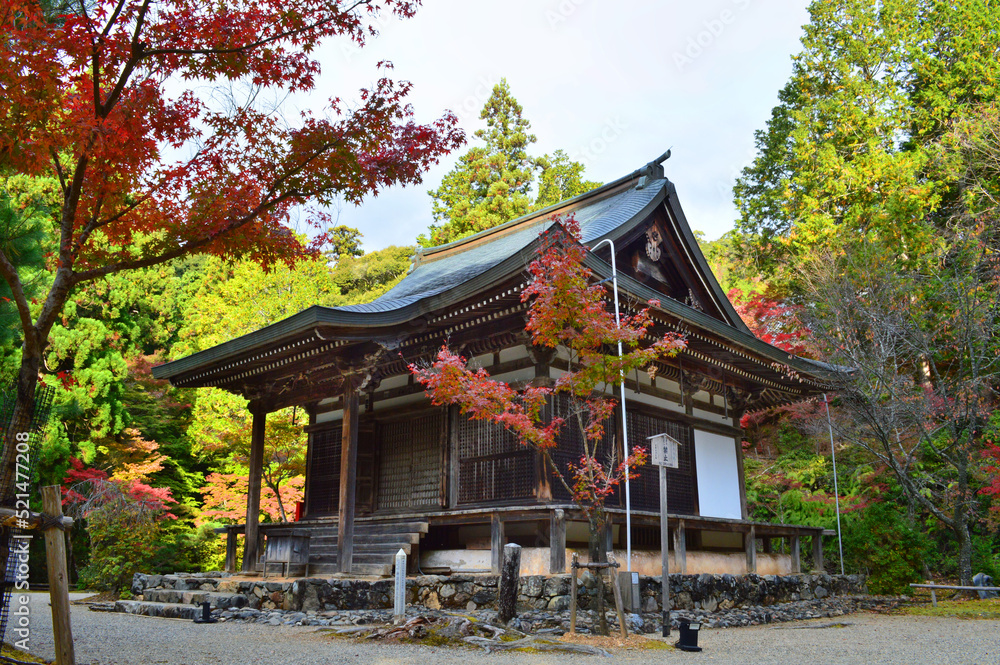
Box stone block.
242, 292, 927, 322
472, 589, 496, 605
543, 576, 569, 597
547, 595, 570, 611
521, 576, 544, 597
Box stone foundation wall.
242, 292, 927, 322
132, 571, 865, 614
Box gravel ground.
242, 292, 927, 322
18, 592, 1000, 665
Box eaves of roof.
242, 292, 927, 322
583, 253, 842, 383
153, 179, 668, 382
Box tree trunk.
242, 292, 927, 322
2, 352, 40, 499
0, 350, 42, 595
954, 505, 973, 587
588, 511, 609, 637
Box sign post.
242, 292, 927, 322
648, 433, 680, 638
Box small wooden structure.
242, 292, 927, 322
154, 156, 840, 577
262, 528, 310, 578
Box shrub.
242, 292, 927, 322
841, 501, 929, 595
63, 458, 176, 593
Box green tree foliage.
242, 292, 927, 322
0, 175, 60, 381
841, 502, 930, 595
423, 80, 599, 246
176, 255, 341, 356
325, 225, 365, 261
733, 0, 1000, 292
534, 149, 601, 209
330, 243, 413, 302
189, 393, 307, 523
730, 0, 1000, 584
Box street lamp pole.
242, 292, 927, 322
589, 238, 633, 572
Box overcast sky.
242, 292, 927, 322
301, 0, 812, 252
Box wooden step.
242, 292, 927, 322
309, 542, 413, 556
308, 549, 401, 563
305, 562, 391, 577
309, 532, 421, 545
302, 521, 428, 536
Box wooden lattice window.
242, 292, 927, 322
457, 415, 535, 505
626, 411, 696, 515
376, 411, 444, 511
305, 424, 341, 517
549, 393, 620, 505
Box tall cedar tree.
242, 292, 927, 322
732, 0, 1000, 293
411, 217, 684, 631
0, 0, 463, 540
423, 80, 598, 246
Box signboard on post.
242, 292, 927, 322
648, 432, 680, 637
649, 433, 680, 469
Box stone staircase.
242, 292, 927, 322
298, 519, 429, 577
113, 574, 252, 619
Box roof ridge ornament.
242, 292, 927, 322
636, 148, 672, 190
408, 246, 425, 273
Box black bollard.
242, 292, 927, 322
193, 601, 217, 624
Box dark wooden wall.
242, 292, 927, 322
304, 393, 704, 518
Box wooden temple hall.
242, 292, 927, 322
153, 155, 839, 578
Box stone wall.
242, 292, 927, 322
132, 571, 865, 614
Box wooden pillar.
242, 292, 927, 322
497, 543, 522, 624
549, 509, 566, 574
791, 535, 801, 573
745, 525, 756, 574
735, 438, 749, 520
491, 513, 505, 575
41, 486, 74, 665
447, 405, 460, 509
224, 526, 239, 573
673, 519, 687, 575
812, 532, 824, 572
338, 387, 360, 574
762, 536, 773, 554
243, 406, 266, 572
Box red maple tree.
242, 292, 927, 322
0, 1, 463, 510
411, 218, 685, 557
412, 218, 684, 635
728, 287, 811, 356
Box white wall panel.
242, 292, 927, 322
694, 429, 742, 519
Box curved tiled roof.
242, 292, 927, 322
334, 183, 665, 315
152, 161, 839, 389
